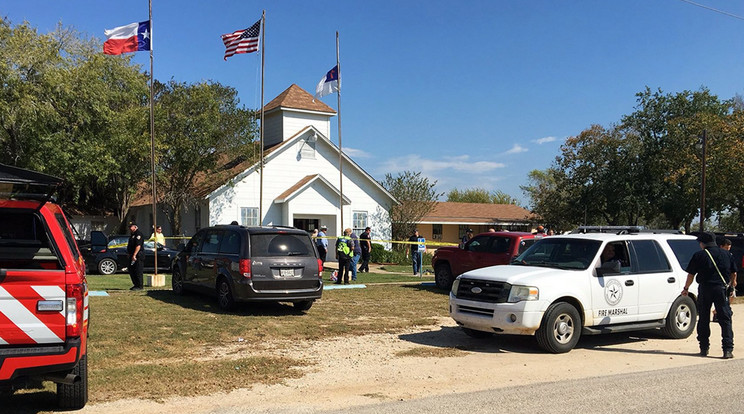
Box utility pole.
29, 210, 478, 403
699, 129, 707, 233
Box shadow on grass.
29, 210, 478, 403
145, 289, 311, 317
399, 283, 449, 295
400, 324, 687, 355
0, 383, 61, 414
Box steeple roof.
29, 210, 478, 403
263, 84, 336, 114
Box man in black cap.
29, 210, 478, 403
682, 232, 736, 358
127, 222, 145, 291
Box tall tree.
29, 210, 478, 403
447, 187, 520, 205
380, 171, 442, 248
154, 80, 257, 234
447, 188, 491, 203
621, 87, 731, 230
0, 18, 149, 222
521, 168, 575, 231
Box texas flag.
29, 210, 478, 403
103, 21, 151, 55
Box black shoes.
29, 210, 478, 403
700, 348, 709, 357
724, 350, 734, 359
130, 286, 143, 291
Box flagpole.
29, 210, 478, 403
259, 10, 266, 225
148, 0, 159, 275
336, 31, 343, 231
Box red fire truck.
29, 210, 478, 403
0, 163, 89, 409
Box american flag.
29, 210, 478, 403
221, 19, 261, 60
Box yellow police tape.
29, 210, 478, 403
106, 236, 458, 249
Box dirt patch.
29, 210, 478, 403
82, 304, 742, 414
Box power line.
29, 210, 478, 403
678, 0, 744, 21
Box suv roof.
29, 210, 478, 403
211, 224, 307, 233
571, 226, 684, 235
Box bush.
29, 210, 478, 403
371, 243, 431, 265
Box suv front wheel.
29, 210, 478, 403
536, 302, 581, 353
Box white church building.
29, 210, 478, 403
126, 84, 397, 254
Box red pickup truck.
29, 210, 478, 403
432, 231, 540, 289
0, 164, 89, 409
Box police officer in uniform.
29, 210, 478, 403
127, 222, 145, 291
682, 232, 736, 358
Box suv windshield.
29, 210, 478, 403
514, 238, 601, 270
250, 233, 314, 257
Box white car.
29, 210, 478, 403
449, 230, 701, 353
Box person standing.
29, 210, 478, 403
127, 222, 145, 291
335, 228, 353, 284
317, 225, 328, 265
409, 229, 421, 276
358, 227, 372, 273
682, 232, 736, 359
460, 229, 473, 248
149, 225, 166, 246
350, 230, 361, 281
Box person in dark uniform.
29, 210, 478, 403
358, 227, 372, 273
682, 232, 736, 358
409, 230, 421, 276
127, 222, 145, 291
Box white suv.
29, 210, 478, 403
449, 229, 701, 353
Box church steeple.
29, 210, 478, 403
262, 84, 337, 149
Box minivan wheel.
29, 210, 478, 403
172, 267, 184, 295
98, 258, 117, 275
217, 278, 235, 311
293, 300, 313, 311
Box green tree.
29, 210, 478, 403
380, 171, 442, 248
154, 80, 257, 234
447, 188, 491, 203
621, 87, 731, 231
447, 187, 520, 205
521, 168, 575, 231
0, 18, 149, 223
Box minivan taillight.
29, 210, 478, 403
66, 283, 85, 337
317, 259, 323, 279
240, 258, 252, 279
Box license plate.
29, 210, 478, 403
280, 268, 295, 277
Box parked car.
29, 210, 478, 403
82, 230, 177, 275
449, 229, 700, 353
432, 231, 541, 290
171, 225, 323, 311
0, 163, 89, 408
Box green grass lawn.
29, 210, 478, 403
78, 270, 446, 403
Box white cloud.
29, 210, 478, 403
533, 136, 557, 145
503, 144, 528, 155
342, 147, 371, 158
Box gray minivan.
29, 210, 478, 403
171, 225, 323, 311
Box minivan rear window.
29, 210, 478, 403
250, 233, 314, 257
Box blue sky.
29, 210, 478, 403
6, 1, 744, 206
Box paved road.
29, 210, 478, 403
271, 358, 744, 414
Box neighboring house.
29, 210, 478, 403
127, 84, 398, 258
414, 202, 535, 247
